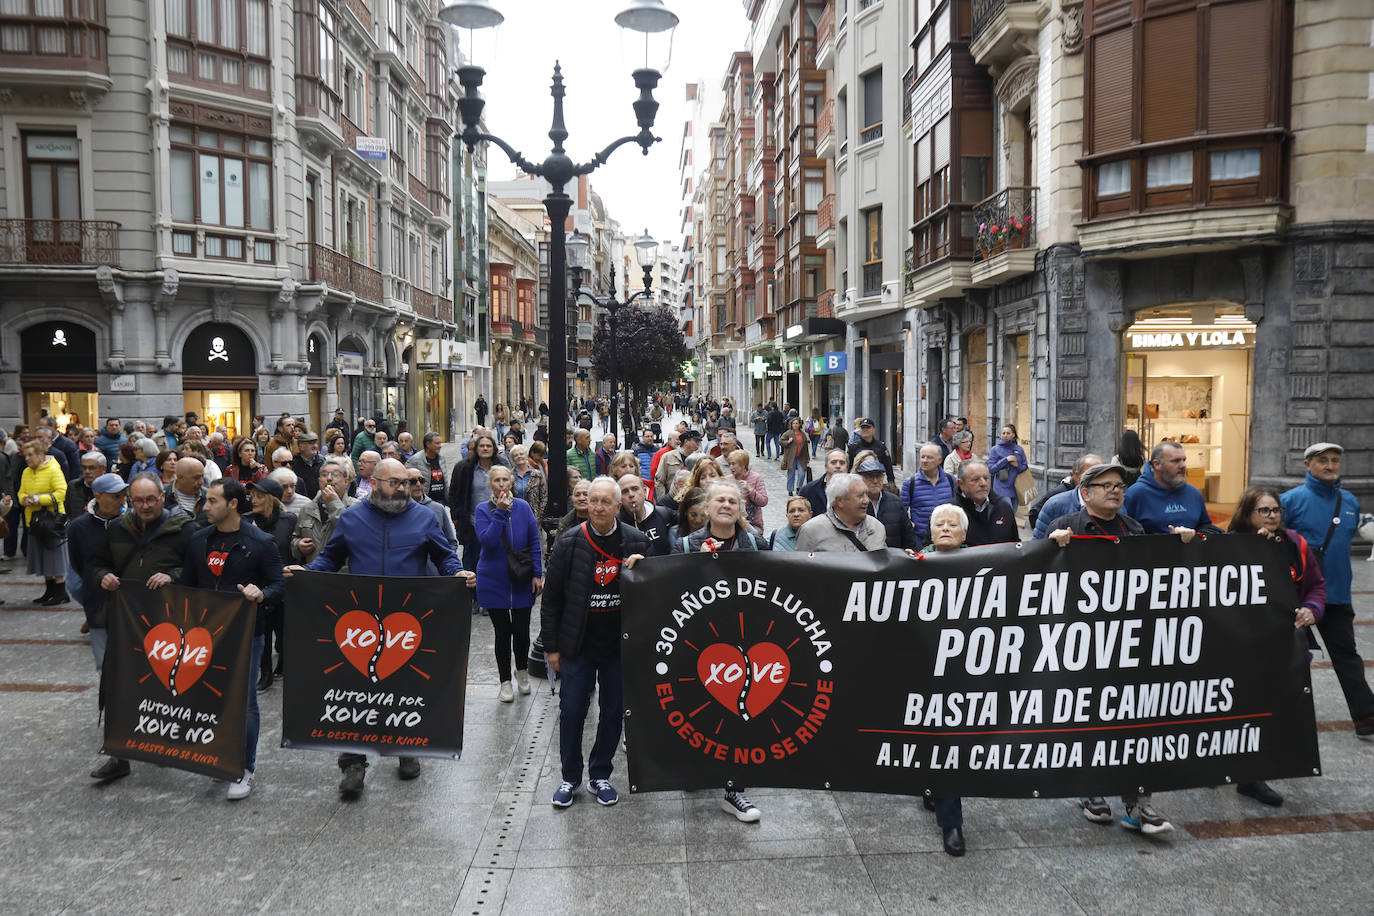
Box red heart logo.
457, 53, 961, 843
207, 550, 228, 576
594, 560, 619, 587
334, 610, 423, 682
696, 641, 791, 720
144, 622, 214, 696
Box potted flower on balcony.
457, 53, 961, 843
976, 221, 1008, 259
1005, 215, 1032, 250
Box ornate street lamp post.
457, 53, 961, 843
439, 0, 678, 519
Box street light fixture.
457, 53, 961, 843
440, 0, 678, 520
579, 243, 657, 450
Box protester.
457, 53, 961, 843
942, 430, 977, 476
768, 495, 813, 550
269, 467, 311, 514
405, 432, 448, 506
1122, 441, 1220, 537
94, 418, 126, 466
726, 450, 768, 530
1113, 429, 1147, 487
508, 444, 548, 523
19, 439, 70, 605
348, 449, 379, 500
951, 460, 1018, 546
290, 457, 356, 565
846, 417, 895, 482
779, 417, 810, 496
87, 472, 191, 782
800, 449, 849, 518
649, 430, 680, 483
67, 473, 127, 667
670, 487, 709, 552
293, 458, 472, 797
290, 431, 323, 498
449, 433, 507, 596
245, 478, 296, 692
129, 437, 159, 477
901, 443, 956, 546
325, 408, 350, 446
225, 436, 267, 483
476, 465, 544, 703
67, 450, 105, 518
404, 465, 458, 570
1281, 443, 1374, 738
857, 457, 916, 549
553, 479, 593, 544
932, 418, 956, 460
164, 456, 206, 516
986, 424, 1028, 508
1046, 462, 1181, 834
1031, 454, 1104, 540
795, 473, 885, 552
349, 417, 378, 464
654, 430, 700, 500
682, 479, 770, 554
541, 477, 648, 809
1225, 484, 1327, 806
617, 473, 674, 556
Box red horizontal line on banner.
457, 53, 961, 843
856, 711, 1273, 738
0, 683, 88, 692
1185, 811, 1374, 840
0, 638, 86, 646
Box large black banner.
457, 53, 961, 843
282, 572, 471, 758
103, 585, 255, 780
622, 536, 1320, 798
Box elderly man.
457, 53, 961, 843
1282, 442, 1374, 739
709, 428, 740, 468
800, 449, 849, 518
290, 457, 357, 565
795, 472, 886, 552
542, 477, 648, 808
901, 443, 956, 546
292, 458, 473, 798
207, 431, 231, 471
654, 429, 700, 500
594, 434, 618, 477
349, 449, 380, 499
269, 467, 311, 514
950, 460, 1018, 546
291, 431, 323, 498
396, 430, 416, 461
164, 456, 207, 516
1031, 454, 1104, 539
931, 418, 957, 461
567, 428, 595, 480
1123, 441, 1220, 538
404, 464, 459, 573
858, 457, 916, 549
66, 450, 106, 518
1046, 462, 1177, 835
649, 430, 680, 482
617, 472, 673, 556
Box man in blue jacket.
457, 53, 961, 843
182, 478, 286, 800
901, 443, 957, 546
1282, 442, 1374, 738
290, 458, 474, 797
1032, 453, 1103, 539
94, 417, 127, 467
1122, 442, 1221, 538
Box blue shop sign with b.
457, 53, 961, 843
811, 352, 847, 375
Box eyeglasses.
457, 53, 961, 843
1254, 506, 1282, 517
373, 477, 408, 487
1087, 482, 1126, 493
406, 478, 424, 487
130, 495, 162, 505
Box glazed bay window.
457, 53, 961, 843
295, 0, 339, 120
169, 118, 273, 261
1082, 0, 1290, 219
165, 0, 269, 98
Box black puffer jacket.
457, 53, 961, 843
952, 491, 1020, 547
540, 521, 649, 659
868, 491, 917, 550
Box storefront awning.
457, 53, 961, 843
782, 317, 846, 345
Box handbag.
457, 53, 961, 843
501, 520, 534, 585
28, 492, 68, 548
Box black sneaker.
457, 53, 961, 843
1238, 781, 1283, 807
1355, 715, 1374, 739
256, 669, 274, 692
339, 763, 367, 799
90, 758, 130, 782
397, 757, 421, 780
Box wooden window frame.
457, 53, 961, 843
165, 0, 270, 99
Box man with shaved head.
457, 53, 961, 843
165, 456, 207, 516
289, 456, 473, 799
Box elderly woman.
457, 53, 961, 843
247, 478, 297, 692
1223, 484, 1326, 809
269, 467, 311, 514
508, 444, 548, 523
129, 437, 160, 477
727, 449, 768, 530
769, 495, 813, 550
17, 439, 70, 605
476, 464, 544, 702
917, 501, 969, 857
554, 478, 592, 542
987, 424, 1028, 507
942, 430, 978, 476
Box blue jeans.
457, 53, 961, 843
808, 433, 820, 456
786, 462, 806, 493
245, 633, 264, 772
933, 795, 963, 829
558, 652, 622, 784
765, 432, 781, 459
90, 626, 108, 671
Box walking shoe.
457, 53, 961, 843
397, 757, 421, 780
226, 770, 254, 800
552, 780, 580, 808
589, 779, 619, 806
33, 583, 55, 605
1079, 797, 1113, 823
1238, 781, 1283, 807
256, 668, 274, 692
942, 826, 966, 857
339, 763, 367, 799
721, 790, 761, 822
1121, 803, 1173, 835
90, 757, 130, 781
515, 669, 531, 695
498, 680, 515, 703
1355, 715, 1374, 739
47, 587, 70, 606
80, 620, 89, 634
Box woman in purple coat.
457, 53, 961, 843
986, 424, 1028, 507
476, 465, 544, 703
1227, 484, 1326, 809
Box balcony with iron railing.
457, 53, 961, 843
509, 318, 524, 340
817, 98, 835, 158
970, 186, 1039, 287
818, 288, 835, 318
816, 2, 835, 69
0, 218, 119, 266
437, 295, 453, 323
0, 0, 109, 88
412, 286, 435, 318
970, 0, 1040, 69
300, 242, 382, 303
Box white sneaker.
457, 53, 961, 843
226, 770, 254, 800
721, 790, 761, 822
498, 680, 515, 703
515, 669, 531, 695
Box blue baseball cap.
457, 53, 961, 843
92, 473, 129, 495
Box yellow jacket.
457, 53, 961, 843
19, 457, 67, 524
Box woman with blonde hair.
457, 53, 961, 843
17, 438, 69, 604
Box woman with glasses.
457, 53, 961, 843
1223, 484, 1326, 808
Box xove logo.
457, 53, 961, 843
648, 575, 836, 768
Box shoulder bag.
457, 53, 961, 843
28, 491, 68, 548
502, 514, 534, 585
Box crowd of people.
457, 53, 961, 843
4, 394, 1370, 858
